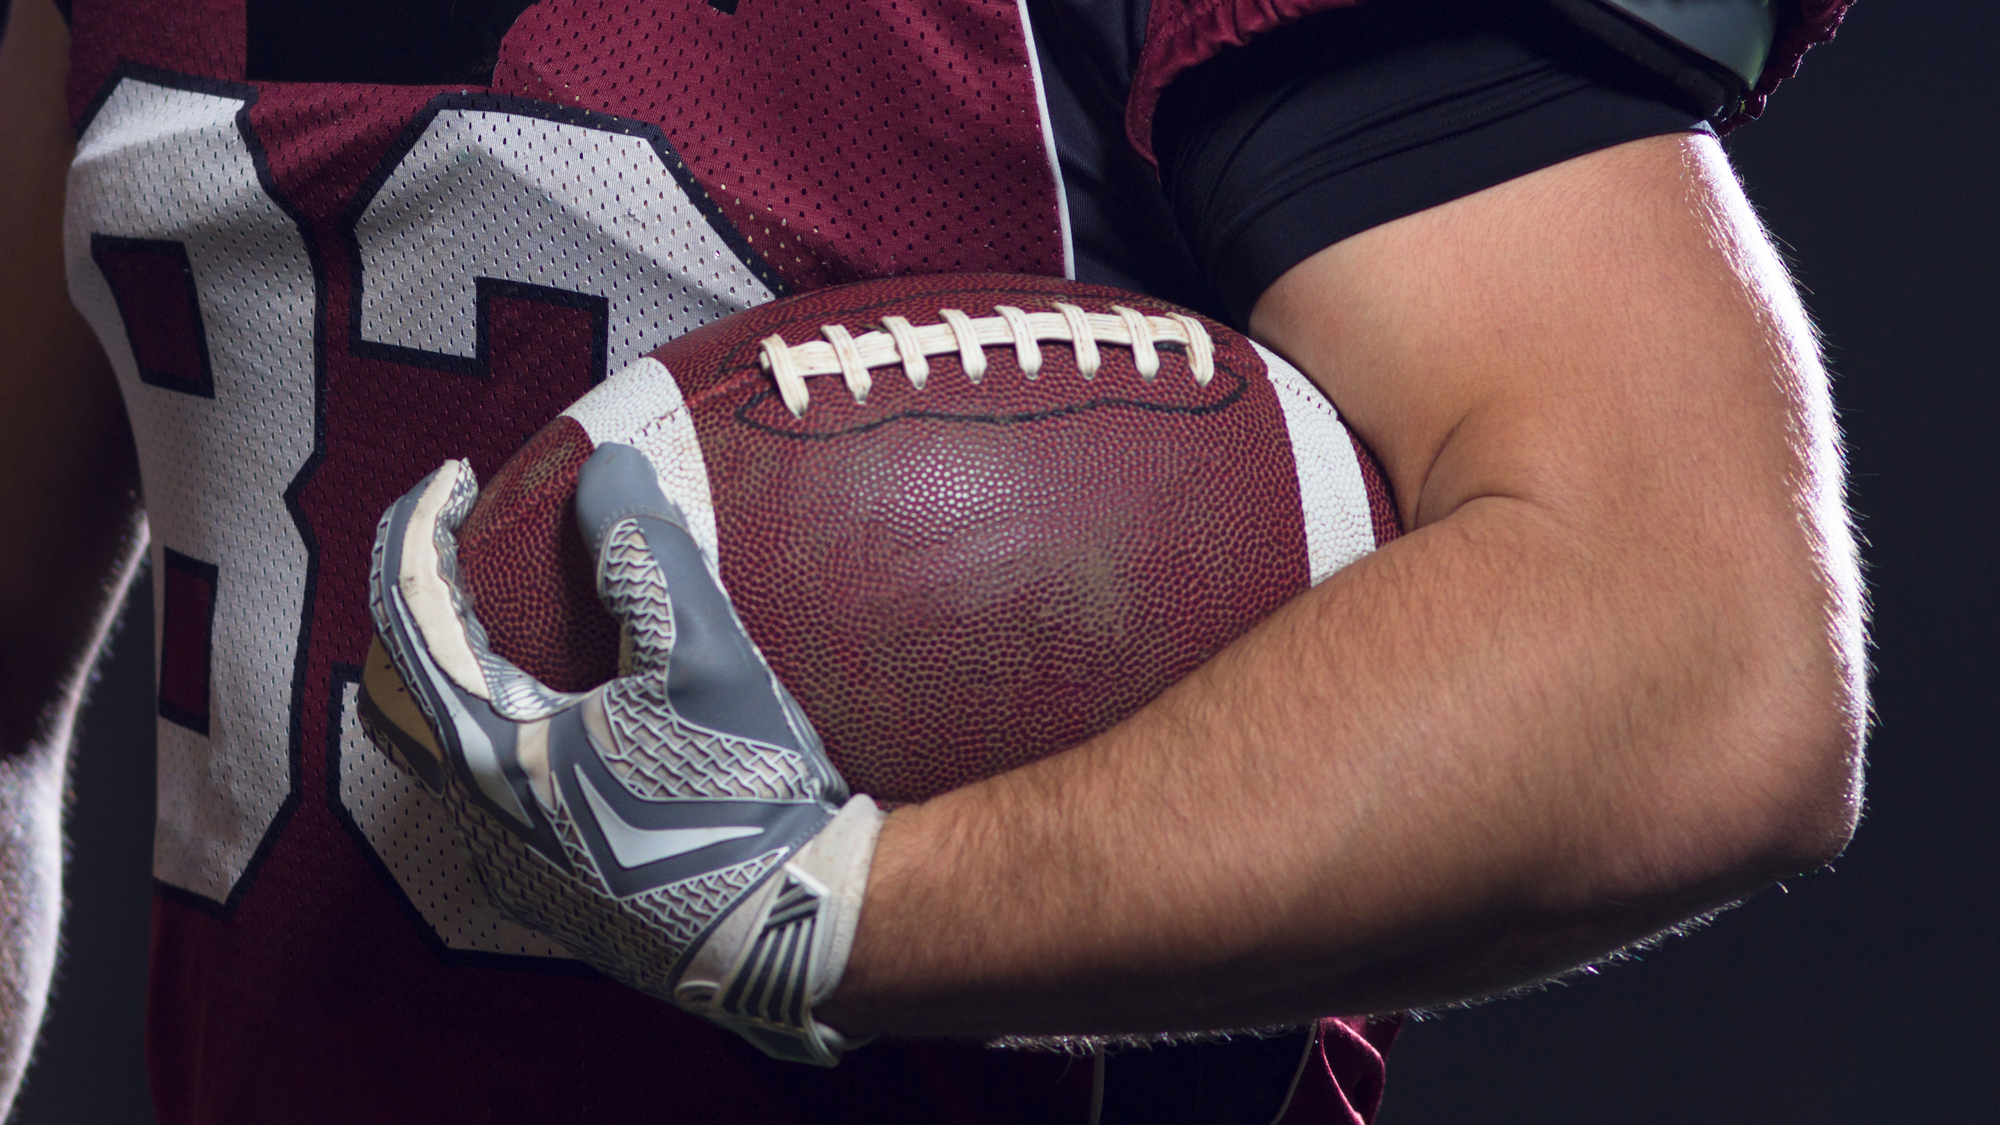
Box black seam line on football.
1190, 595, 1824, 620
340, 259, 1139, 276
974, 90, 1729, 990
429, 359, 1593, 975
730, 363, 1249, 441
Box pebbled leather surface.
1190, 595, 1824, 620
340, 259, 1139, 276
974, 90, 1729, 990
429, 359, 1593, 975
461, 274, 1397, 803
459, 415, 623, 693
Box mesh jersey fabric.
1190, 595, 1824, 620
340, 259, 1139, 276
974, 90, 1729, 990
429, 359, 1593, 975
64, 4, 1089, 1123
54, 1, 1842, 1123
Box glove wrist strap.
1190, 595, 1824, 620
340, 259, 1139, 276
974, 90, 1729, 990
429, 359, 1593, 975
685, 795, 885, 1066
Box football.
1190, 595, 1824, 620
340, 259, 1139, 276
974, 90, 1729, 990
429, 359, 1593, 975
454, 273, 1399, 804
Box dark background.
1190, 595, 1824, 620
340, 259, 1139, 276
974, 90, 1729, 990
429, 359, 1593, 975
11, 1, 1997, 1122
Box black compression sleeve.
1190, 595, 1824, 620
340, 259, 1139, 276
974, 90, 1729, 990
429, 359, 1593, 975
1156, 0, 1709, 329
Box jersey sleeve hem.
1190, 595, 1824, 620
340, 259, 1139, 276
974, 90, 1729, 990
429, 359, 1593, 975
1127, 0, 1853, 165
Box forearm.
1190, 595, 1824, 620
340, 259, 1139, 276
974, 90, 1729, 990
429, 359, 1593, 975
0, 515, 144, 1109
0, 746, 63, 1110
819, 135, 1864, 1038
825, 492, 1852, 1035
0, 515, 143, 1116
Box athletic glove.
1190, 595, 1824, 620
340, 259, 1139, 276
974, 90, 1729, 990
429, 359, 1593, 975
361, 442, 882, 1066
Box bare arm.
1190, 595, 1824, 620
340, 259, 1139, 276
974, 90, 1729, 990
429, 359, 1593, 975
819, 132, 1863, 1036
0, 0, 146, 1107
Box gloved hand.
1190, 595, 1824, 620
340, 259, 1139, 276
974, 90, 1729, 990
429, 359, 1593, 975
361, 441, 883, 1066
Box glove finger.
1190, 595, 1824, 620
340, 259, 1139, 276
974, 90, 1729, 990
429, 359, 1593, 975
575, 441, 680, 673
597, 515, 677, 677
369, 461, 487, 698
357, 634, 449, 792
576, 443, 827, 765
369, 462, 569, 835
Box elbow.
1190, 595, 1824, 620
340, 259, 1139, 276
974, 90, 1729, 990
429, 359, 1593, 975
1673, 557, 1868, 897
1744, 677, 1864, 880
1610, 521, 1867, 908
1740, 503, 1869, 879
1772, 649, 1867, 873
1604, 650, 1862, 922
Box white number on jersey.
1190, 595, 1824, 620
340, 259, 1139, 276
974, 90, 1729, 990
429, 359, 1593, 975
66, 77, 316, 905
353, 101, 775, 376
67, 80, 768, 950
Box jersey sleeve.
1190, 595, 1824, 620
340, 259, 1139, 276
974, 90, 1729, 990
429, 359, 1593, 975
1152, 1, 1710, 327
1125, 0, 1852, 164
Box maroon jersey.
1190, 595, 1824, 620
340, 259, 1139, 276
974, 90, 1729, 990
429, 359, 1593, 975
60, 0, 1384, 1120
58, 0, 1838, 1121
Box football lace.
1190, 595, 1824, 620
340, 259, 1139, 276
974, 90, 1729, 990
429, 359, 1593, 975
757, 302, 1215, 417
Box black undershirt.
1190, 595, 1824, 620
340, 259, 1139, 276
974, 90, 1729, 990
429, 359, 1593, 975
1152, 0, 1709, 328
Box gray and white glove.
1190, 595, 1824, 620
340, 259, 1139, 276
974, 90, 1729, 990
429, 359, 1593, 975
361, 442, 882, 1066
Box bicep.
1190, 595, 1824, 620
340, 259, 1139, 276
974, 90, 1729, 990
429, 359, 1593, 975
1249, 132, 1835, 547
1251, 130, 1862, 878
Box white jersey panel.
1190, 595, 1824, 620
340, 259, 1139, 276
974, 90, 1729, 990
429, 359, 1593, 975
1255, 341, 1378, 584
64, 80, 315, 903
355, 109, 777, 372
